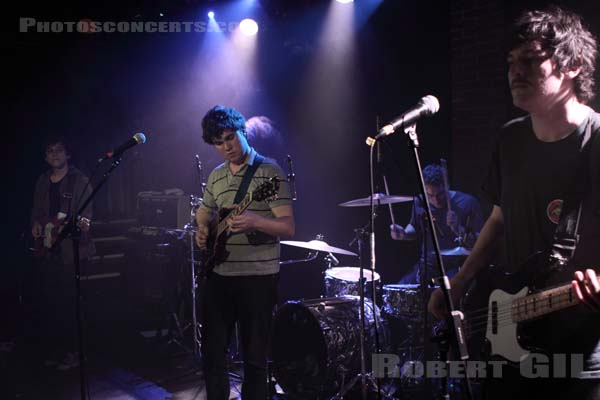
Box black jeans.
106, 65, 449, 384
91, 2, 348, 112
22, 253, 78, 361
200, 273, 278, 400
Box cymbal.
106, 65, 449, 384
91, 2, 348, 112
281, 240, 358, 257
339, 193, 413, 207
440, 246, 471, 257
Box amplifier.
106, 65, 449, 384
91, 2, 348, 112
136, 192, 192, 229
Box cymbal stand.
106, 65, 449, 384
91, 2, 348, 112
186, 194, 202, 360
278, 234, 322, 266
330, 226, 391, 400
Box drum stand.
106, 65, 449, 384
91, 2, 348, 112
330, 228, 392, 400
186, 194, 203, 360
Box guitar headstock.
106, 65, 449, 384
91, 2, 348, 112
252, 177, 280, 202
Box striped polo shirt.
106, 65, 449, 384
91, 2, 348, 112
199, 148, 293, 276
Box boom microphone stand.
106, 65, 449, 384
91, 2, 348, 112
370, 122, 474, 400
331, 150, 395, 400
52, 156, 125, 400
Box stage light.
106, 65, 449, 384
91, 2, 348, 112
336, 0, 354, 3
239, 18, 258, 36
208, 11, 215, 19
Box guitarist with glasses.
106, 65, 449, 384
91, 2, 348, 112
195, 106, 295, 400
428, 6, 600, 400
27, 136, 93, 371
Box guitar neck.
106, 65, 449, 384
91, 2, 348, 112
512, 282, 578, 323
216, 192, 253, 236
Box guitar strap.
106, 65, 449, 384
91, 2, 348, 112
233, 154, 265, 205
549, 117, 594, 267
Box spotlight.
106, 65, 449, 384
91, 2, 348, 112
208, 11, 215, 19
239, 18, 258, 36
336, 0, 354, 3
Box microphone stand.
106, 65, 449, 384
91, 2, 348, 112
331, 149, 394, 400
396, 124, 473, 400
51, 157, 125, 400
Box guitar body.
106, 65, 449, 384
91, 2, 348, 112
33, 216, 66, 258
198, 177, 280, 278
200, 208, 233, 276
485, 286, 530, 363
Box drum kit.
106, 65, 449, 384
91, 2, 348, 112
271, 193, 472, 399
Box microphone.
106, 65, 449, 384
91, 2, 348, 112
286, 154, 297, 201
375, 95, 440, 140
98, 132, 146, 162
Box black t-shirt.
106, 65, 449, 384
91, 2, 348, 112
482, 112, 600, 376
48, 178, 63, 218
482, 113, 600, 272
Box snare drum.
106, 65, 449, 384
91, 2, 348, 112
324, 266, 381, 299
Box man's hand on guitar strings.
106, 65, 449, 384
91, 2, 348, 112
229, 211, 260, 234
572, 269, 600, 312
77, 217, 91, 232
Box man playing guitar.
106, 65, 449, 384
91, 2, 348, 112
28, 136, 93, 371
195, 106, 295, 400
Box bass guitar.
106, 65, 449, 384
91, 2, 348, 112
464, 253, 598, 363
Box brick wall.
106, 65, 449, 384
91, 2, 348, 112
450, 1, 600, 214
450, 0, 509, 211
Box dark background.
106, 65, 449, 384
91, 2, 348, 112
5, 0, 600, 341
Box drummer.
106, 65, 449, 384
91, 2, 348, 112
390, 164, 484, 283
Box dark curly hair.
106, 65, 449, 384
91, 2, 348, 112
423, 164, 444, 187
201, 105, 247, 144
510, 5, 598, 103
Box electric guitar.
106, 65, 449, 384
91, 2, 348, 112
32, 215, 91, 258
477, 253, 598, 363
199, 177, 280, 276
32, 215, 68, 258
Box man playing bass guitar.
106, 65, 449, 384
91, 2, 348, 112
428, 6, 600, 400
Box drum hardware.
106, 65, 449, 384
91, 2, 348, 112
440, 226, 472, 258
176, 194, 202, 361
324, 252, 339, 268
439, 246, 471, 257
278, 250, 318, 266
327, 226, 392, 400
281, 234, 359, 257
338, 193, 413, 207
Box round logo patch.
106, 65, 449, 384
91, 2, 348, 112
546, 199, 563, 224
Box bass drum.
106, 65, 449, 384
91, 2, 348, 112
271, 296, 386, 399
